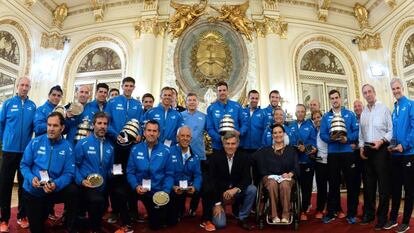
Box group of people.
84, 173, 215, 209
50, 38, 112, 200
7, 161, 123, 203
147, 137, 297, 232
0, 76, 412, 233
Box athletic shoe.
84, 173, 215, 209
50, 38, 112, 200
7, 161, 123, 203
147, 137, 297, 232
336, 211, 346, 219
346, 216, 356, 224
200, 221, 216, 231
0, 222, 9, 233
188, 209, 196, 217
115, 225, 134, 233
107, 213, 119, 224
383, 220, 398, 230
322, 214, 335, 224
300, 212, 308, 221
17, 218, 29, 229
396, 224, 410, 233
315, 211, 324, 219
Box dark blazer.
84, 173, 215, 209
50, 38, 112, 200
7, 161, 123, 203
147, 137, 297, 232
208, 149, 251, 203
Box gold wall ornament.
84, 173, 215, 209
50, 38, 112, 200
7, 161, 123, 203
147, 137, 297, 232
391, 20, 414, 76
53, 3, 68, 29
300, 48, 345, 74
91, 0, 106, 22
210, 1, 253, 41
77, 47, 121, 73
0, 19, 32, 76
190, 30, 232, 87
134, 18, 168, 38
403, 33, 414, 68
143, 0, 157, 11
0, 31, 20, 64
353, 3, 369, 29
385, 0, 397, 9
25, 0, 37, 8
355, 33, 382, 51
317, 0, 331, 22
40, 32, 64, 50
254, 16, 288, 38
263, 0, 279, 11
169, 0, 207, 40
294, 36, 361, 99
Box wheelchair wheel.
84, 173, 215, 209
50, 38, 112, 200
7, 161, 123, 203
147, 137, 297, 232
291, 182, 302, 231
255, 182, 263, 223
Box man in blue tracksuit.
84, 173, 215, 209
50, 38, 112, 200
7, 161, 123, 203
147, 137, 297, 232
74, 112, 114, 232
263, 90, 282, 127
20, 112, 78, 233
168, 126, 202, 224
33, 85, 63, 136
143, 86, 183, 146
206, 81, 247, 152
240, 90, 266, 152
0, 77, 36, 231
320, 89, 359, 224
262, 107, 296, 147
383, 78, 414, 233
126, 120, 174, 230
66, 83, 109, 145
65, 84, 91, 146
105, 77, 143, 225
289, 104, 317, 221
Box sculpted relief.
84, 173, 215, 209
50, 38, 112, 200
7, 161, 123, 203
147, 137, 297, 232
191, 30, 232, 87
300, 48, 345, 75
77, 47, 121, 73
0, 31, 20, 65
403, 34, 414, 68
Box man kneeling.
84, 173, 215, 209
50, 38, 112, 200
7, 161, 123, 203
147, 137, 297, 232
20, 112, 78, 233
169, 126, 202, 224
209, 132, 256, 231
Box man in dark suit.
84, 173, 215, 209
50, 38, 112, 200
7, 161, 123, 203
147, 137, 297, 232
209, 131, 256, 231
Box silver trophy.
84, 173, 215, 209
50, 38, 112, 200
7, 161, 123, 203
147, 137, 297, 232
117, 119, 140, 146
329, 113, 347, 141
218, 114, 235, 135
53, 102, 84, 118
74, 119, 93, 142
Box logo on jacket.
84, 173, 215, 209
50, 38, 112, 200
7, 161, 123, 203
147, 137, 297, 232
59, 150, 66, 155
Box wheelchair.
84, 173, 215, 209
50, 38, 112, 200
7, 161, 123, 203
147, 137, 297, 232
255, 178, 301, 230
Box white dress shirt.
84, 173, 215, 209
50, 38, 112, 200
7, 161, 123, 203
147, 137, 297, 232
358, 100, 393, 148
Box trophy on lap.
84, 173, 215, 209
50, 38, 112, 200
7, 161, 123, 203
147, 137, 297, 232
329, 113, 347, 142
219, 114, 236, 135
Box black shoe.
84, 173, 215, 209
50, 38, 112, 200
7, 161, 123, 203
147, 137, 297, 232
396, 224, 410, 233
383, 220, 398, 230
360, 216, 375, 225
238, 219, 253, 231
375, 222, 386, 231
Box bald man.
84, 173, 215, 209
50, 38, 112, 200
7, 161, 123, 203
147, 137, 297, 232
65, 85, 91, 146
353, 100, 364, 120
309, 99, 321, 113
168, 126, 202, 225
0, 77, 36, 231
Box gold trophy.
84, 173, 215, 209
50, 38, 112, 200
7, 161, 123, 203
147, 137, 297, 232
86, 173, 104, 188
117, 119, 140, 146
153, 191, 170, 207
329, 113, 347, 141
74, 118, 93, 142
218, 114, 235, 135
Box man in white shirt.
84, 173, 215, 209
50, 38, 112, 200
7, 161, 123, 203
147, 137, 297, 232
358, 84, 392, 230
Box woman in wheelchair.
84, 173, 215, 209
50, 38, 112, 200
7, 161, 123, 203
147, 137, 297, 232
255, 124, 300, 224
